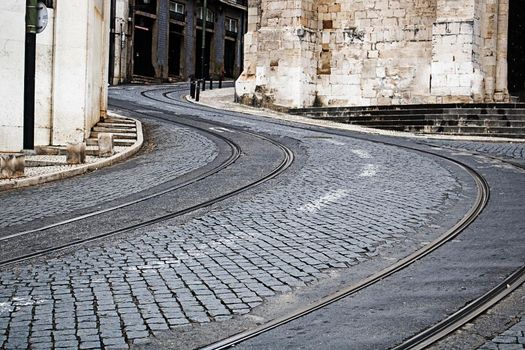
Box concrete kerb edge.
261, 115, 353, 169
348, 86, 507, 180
186, 90, 525, 143
0, 114, 143, 192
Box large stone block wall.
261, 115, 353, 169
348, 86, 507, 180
314, 0, 437, 106
237, 0, 318, 107
236, 0, 510, 108
0, 1, 25, 152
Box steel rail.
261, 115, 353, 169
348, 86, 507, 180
392, 265, 525, 350
153, 85, 525, 350
0, 105, 294, 268
198, 155, 489, 350
0, 132, 240, 242
0, 81, 232, 242
140, 85, 496, 350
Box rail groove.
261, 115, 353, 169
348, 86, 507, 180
138, 85, 512, 350
138, 86, 523, 349
0, 102, 294, 268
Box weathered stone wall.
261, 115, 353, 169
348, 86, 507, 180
237, 0, 318, 108
314, 0, 437, 106
236, 0, 510, 108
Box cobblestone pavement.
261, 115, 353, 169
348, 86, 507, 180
0, 119, 217, 231
478, 318, 525, 349
0, 88, 473, 349
422, 140, 525, 163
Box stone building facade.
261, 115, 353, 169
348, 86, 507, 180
110, 0, 247, 84
236, 0, 523, 109
0, 0, 111, 152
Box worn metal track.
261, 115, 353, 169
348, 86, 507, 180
198, 150, 489, 350
138, 85, 511, 350
0, 99, 294, 268
150, 85, 525, 350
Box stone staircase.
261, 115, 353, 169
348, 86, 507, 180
36, 116, 138, 156
86, 116, 138, 149
131, 74, 163, 85
289, 103, 525, 138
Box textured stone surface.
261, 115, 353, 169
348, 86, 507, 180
98, 133, 114, 157
0, 153, 24, 179
0, 120, 218, 230
0, 87, 470, 349
236, 0, 510, 108
478, 319, 525, 350
66, 142, 87, 165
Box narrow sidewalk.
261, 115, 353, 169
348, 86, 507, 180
0, 113, 143, 191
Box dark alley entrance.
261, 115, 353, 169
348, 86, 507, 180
133, 15, 155, 77
508, 1, 525, 100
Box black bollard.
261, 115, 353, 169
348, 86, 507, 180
195, 81, 200, 101
210, 77, 213, 90
190, 79, 195, 99
219, 71, 224, 89
202, 78, 206, 92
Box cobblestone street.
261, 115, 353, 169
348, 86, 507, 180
0, 86, 523, 350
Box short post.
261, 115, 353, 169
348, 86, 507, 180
219, 72, 223, 89
209, 77, 213, 90
195, 80, 200, 101
66, 142, 86, 164
0, 153, 25, 179
98, 133, 113, 157
202, 77, 206, 92
190, 77, 196, 99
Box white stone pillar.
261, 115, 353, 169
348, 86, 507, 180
0, 1, 26, 152
51, 0, 90, 145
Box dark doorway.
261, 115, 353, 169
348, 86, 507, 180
224, 39, 236, 78
508, 1, 525, 100
133, 16, 155, 77
169, 24, 184, 76
195, 30, 212, 79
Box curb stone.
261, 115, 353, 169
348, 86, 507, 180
0, 113, 143, 191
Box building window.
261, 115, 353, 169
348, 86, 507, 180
169, 1, 184, 14
136, 0, 157, 14
197, 8, 214, 22
169, 1, 185, 21
225, 17, 238, 34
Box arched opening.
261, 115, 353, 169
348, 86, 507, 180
508, 0, 525, 100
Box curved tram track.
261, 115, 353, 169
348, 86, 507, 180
0, 101, 294, 268
135, 84, 524, 350
1, 84, 520, 349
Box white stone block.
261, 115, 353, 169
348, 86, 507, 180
0, 153, 24, 179
66, 142, 86, 165
98, 133, 113, 157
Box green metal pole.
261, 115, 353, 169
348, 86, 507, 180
24, 0, 37, 150
26, 0, 37, 33
201, 0, 207, 87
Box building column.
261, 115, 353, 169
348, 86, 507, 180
494, 0, 509, 102
51, 0, 89, 145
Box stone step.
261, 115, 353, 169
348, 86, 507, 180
369, 124, 525, 136
290, 103, 525, 115
103, 118, 136, 125
87, 138, 135, 147
90, 131, 136, 140
347, 119, 525, 128
311, 111, 525, 120
92, 126, 137, 133
96, 122, 136, 128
